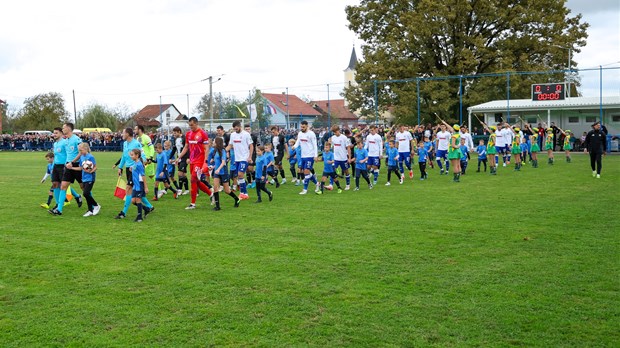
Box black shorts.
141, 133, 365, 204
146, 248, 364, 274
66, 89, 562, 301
178, 159, 188, 173
126, 168, 134, 186
213, 172, 230, 183
132, 187, 145, 198
155, 172, 170, 184
61, 162, 82, 183
51, 164, 65, 182
275, 154, 284, 166
322, 172, 337, 179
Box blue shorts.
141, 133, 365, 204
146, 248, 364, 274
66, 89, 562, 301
229, 169, 238, 178
289, 160, 296, 166
296, 159, 302, 167
334, 160, 350, 172
388, 165, 398, 171
213, 172, 230, 183
156, 171, 169, 181
266, 169, 276, 176
496, 146, 508, 154
436, 150, 448, 160
236, 161, 248, 173
368, 156, 380, 167
355, 168, 368, 177
398, 152, 411, 163
301, 158, 314, 170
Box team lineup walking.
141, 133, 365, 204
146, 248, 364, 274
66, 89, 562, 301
43, 118, 607, 221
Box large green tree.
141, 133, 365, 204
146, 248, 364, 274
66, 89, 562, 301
345, 0, 589, 124
13, 92, 70, 132
77, 104, 119, 130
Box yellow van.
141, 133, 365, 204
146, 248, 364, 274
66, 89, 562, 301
82, 128, 113, 134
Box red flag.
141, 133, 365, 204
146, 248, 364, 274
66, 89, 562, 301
114, 176, 127, 200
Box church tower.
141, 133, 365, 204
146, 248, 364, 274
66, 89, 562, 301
344, 46, 358, 107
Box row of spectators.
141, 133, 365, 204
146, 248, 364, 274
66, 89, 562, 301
1, 122, 614, 152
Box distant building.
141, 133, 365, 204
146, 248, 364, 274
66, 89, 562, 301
262, 93, 322, 129
133, 104, 183, 129
468, 96, 620, 136
311, 99, 359, 128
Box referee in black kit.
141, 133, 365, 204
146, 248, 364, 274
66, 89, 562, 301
584, 121, 606, 179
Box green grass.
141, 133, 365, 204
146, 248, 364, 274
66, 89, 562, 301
0, 151, 618, 347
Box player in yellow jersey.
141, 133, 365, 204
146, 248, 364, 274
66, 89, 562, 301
545, 128, 555, 165
448, 125, 462, 182
530, 128, 540, 168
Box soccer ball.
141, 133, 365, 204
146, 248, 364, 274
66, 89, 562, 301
82, 160, 94, 170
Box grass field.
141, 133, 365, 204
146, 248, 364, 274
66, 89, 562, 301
0, 151, 618, 347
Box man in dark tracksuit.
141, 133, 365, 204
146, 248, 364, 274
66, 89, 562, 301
584, 121, 606, 178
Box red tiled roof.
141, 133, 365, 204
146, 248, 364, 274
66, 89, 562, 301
262, 93, 322, 117
135, 104, 173, 120
311, 99, 358, 120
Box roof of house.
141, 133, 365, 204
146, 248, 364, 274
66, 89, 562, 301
311, 99, 358, 120
262, 93, 322, 117
133, 104, 183, 127
468, 96, 620, 113
345, 46, 358, 71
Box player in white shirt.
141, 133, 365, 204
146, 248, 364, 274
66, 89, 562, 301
434, 122, 453, 175
292, 120, 319, 194
364, 125, 384, 185
225, 121, 253, 200
460, 125, 474, 160
503, 124, 514, 165
395, 125, 415, 180
330, 125, 352, 190
494, 123, 506, 167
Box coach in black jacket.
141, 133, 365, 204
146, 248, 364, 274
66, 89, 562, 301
584, 122, 606, 178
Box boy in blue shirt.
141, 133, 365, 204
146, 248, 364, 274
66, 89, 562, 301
164, 140, 182, 195
353, 140, 372, 191
253, 146, 273, 203
316, 142, 343, 194
230, 149, 238, 191
423, 136, 435, 169
459, 138, 469, 175
385, 140, 402, 185
40, 152, 56, 209
153, 143, 177, 200
417, 142, 429, 180
130, 148, 148, 222
287, 139, 297, 184
264, 143, 280, 188
476, 139, 487, 172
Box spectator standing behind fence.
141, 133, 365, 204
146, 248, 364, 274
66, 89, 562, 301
584, 121, 606, 179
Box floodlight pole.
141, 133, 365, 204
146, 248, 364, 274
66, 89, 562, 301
327, 83, 331, 129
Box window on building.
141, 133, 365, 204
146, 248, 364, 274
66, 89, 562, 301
612, 115, 620, 123
527, 117, 537, 124
494, 114, 502, 123
568, 117, 579, 123
585, 116, 597, 123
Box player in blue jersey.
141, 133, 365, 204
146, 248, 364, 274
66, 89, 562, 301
113, 128, 154, 219
229, 149, 238, 191
40, 152, 56, 209
153, 143, 177, 200
385, 140, 402, 185
476, 139, 487, 172
264, 143, 280, 188
129, 149, 148, 222
49, 123, 84, 216
253, 146, 273, 203
294, 143, 303, 185
211, 137, 240, 211
286, 139, 298, 184
353, 139, 372, 191
417, 141, 429, 180
316, 142, 343, 194
164, 140, 182, 195
69, 143, 100, 217
459, 138, 469, 175
423, 136, 435, 169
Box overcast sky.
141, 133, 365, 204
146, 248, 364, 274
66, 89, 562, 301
0, 0, 618, 117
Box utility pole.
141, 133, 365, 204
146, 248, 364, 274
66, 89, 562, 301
209, 76, 213, 131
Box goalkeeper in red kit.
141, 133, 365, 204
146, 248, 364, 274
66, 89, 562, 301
177, 117, 213, 209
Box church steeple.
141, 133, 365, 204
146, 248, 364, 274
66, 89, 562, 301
345, 46, 358, 71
